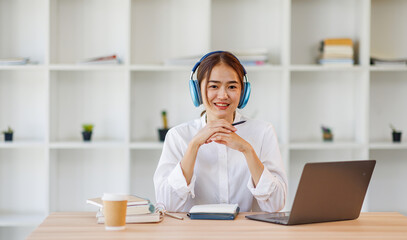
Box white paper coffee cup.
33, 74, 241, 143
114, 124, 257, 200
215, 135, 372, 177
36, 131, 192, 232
102, 193, 128, 231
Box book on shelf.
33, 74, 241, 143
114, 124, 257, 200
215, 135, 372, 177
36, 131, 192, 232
0, 57, 30, 65
323, 38, 353, 46
370, 57, 407, 66
319, 38, 354, 66
77, 54, 120, 65
97, 212, 162, 224
187, 203, 240, 220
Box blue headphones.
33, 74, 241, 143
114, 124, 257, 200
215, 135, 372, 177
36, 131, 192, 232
189, 51, 251, 109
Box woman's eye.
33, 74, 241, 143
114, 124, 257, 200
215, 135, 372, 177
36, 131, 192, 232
229, 85, 237, 89
208, 85, 217, 88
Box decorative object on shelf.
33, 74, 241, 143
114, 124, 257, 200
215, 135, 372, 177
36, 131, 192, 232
390, 124, 402, 143
82, 124, 94, 141
77, 54, 120, 65
2, 126, 13, 142
0, 57, 30, 65
370, 57, 407, 67
158, 111, 169, 142
318, 38, 354, 66
321, 125, 333, 142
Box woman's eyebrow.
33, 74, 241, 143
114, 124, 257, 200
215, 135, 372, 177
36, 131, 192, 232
208, 80, 239, 84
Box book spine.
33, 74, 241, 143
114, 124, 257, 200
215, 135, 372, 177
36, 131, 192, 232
324, 38, 353, 46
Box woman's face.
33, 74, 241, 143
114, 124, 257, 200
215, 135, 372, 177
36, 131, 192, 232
201, 63, 242, 122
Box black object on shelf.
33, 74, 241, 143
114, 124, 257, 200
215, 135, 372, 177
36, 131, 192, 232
158, 128, 169, 142
392, 132, 402, 143
82, 131, 92, 141
4, 133, 13, 142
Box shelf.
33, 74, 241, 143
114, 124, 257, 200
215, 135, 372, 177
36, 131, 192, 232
0, 213, 46, 227
130, 65, 190, 72
290, 142, 364, 150
369, 66, 407, 72
290, 65, 364, 72
0, 65, 46, 71
129, 64, 282, 72
49, 64, 126, 71
369, 142, 407, 150
0, 141, 45, 149
49, 141, 126, 149
130, 142, 163, 150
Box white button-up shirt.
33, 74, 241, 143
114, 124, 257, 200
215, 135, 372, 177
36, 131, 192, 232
153, 112, 287, 212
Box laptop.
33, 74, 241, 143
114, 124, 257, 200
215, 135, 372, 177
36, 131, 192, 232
246, 160, 376, 225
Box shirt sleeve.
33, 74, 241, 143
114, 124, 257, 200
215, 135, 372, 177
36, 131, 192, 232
246, 124, 288, 212
153, 128, 196, 212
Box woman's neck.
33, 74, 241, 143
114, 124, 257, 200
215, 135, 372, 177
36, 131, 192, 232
206, 112, 235, 124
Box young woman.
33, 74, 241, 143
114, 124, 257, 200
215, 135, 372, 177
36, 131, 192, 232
153, 51, 287, 212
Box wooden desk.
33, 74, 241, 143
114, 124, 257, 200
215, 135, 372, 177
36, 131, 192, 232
27, 212, 407, 240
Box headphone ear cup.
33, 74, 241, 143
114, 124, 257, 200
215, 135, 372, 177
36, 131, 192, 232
238, 82, 251, 109
189, 79, 202, 107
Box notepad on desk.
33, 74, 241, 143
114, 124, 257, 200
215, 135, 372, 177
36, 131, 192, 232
188, 204, 240, 220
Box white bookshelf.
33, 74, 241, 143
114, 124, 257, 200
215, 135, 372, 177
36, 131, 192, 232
1, 0, 407, 239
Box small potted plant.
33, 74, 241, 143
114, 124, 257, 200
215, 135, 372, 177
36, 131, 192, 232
82, 124, 94, 142
390, 124, 402, 143
2, 126, 13, 142
321, 125, 333, 142
158, 111, 169, 142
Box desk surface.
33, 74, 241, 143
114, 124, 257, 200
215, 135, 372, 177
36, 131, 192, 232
27, 212, 407, 240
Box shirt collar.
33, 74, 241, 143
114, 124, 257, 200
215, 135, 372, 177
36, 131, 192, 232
200, 111, 243, 128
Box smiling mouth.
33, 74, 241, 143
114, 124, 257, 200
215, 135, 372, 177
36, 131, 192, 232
214, 103, 230, 107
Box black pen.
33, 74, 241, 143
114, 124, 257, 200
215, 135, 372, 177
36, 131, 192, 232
232, 120, 246, 126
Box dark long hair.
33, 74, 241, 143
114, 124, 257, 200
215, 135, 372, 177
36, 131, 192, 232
196, 51, 245, 116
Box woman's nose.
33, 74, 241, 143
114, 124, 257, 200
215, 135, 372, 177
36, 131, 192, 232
218, 87, 228, 98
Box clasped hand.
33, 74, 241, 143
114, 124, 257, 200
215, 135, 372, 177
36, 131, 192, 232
193, 119, 249, 153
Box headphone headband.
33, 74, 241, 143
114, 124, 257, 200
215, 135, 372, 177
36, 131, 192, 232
190, 51, 247, 80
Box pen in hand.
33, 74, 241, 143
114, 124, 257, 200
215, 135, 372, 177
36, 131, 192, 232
232, 120, 246, 126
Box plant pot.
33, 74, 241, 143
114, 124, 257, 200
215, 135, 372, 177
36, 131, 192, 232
82, 131, 92, 141
158, 128, 169, 142
4, 133, 13, 142
392, 132, 402, 142
322, 132, 333, 142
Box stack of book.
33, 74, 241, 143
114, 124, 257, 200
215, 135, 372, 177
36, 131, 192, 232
370, 57, 407, 67
77, 54, 120, 65
87, 195, 161, 223
318, 38, 354, 66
